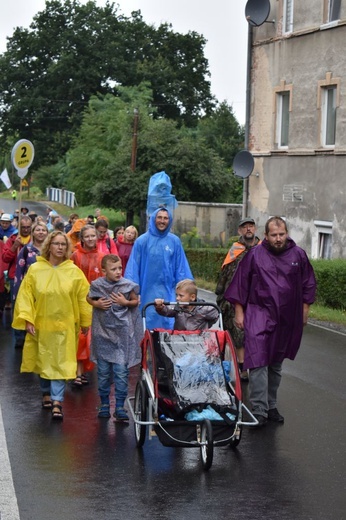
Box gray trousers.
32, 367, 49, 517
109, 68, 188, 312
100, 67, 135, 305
248, 363, 282, 417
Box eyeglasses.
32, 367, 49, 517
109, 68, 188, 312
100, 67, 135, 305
51, 242, 67, 247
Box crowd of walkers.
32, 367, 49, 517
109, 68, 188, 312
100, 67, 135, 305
0, 206, 144, 421
1, 205, 316, 429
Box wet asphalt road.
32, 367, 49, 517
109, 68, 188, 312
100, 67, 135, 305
1, 310, 346, 520
0, 199, 346, 519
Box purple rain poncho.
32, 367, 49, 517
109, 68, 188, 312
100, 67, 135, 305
124, 207, 193, 329
225, 237, 316, 369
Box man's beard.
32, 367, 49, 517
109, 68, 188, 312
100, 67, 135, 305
267, 241, 287, 255
243, 233, 255, 245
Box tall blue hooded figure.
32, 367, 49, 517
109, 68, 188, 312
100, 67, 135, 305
125, 207, 193, 329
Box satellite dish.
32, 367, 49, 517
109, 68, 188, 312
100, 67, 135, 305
245, 0, 271, 27
233, 150, 254, 179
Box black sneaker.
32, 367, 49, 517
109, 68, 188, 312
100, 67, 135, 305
267, 408, 284, 423
254, 414, 267, 427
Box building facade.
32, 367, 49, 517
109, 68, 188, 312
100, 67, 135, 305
247, 0, 346, 258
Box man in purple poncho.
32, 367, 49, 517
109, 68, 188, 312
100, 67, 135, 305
225, 216, 316, 427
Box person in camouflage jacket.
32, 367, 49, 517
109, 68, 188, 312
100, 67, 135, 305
215, 218, 261, 380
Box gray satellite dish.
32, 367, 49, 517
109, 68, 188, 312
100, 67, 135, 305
233, 150, 254, 179
245, 0, 271, 26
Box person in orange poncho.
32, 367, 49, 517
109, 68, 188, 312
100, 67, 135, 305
66, 218, 86, 249
70, 224, 104, 386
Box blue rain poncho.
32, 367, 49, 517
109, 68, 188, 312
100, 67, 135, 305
125, 207, 193, 329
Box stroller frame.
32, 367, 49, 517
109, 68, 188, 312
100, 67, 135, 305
127, 302, 258, 470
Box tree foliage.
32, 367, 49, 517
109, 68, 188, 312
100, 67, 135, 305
0, 0, 213, 168
66, 86, 240, 211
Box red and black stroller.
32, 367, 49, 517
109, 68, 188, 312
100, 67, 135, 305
127, 302, 258, 470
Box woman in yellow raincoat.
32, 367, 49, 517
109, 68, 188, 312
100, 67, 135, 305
12, 231, 92, 420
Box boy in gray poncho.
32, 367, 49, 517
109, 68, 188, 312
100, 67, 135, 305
87, 254, 142, 420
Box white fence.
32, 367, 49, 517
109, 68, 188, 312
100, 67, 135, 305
46, 187, 77, 208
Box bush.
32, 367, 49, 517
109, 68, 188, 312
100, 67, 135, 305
186, 248, 227, 283
311, 259, 346, 309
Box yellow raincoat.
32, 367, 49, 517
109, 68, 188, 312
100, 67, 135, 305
12, 256, 92, 380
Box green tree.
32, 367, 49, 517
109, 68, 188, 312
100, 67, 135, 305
66, 86, 233, 212
197, 101, 245, 203
0, 0, 213, 168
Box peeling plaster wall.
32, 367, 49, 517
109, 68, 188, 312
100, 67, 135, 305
247, 2, 346, 258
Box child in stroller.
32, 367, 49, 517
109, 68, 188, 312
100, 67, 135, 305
154, 279, 219, 331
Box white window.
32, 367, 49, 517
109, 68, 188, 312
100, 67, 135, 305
283, 0, 294, 33
321, 86, 336, 147
312, 221, 333, 259
328, 0, 341, 22
276, 91, 290, 148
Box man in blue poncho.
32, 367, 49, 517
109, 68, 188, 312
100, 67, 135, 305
125, 207, 193, 329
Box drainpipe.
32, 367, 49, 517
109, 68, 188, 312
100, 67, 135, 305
242, 23, 253, 219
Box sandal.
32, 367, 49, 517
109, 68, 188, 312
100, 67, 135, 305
72, 376, 83, 387
51, 403, 64, 420
42, 394, 52, 409
81, 374, 89, 385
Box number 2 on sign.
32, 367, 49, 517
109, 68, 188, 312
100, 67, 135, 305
21, 147, 27, 158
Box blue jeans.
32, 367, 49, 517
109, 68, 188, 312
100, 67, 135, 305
39, 377, 66, 402
97, 360, 129, 408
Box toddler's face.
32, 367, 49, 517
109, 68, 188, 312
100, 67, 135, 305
103, 260, 122, 282
176, 289, 196, 304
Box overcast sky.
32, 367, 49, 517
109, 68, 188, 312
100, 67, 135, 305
0, 0, 248, 124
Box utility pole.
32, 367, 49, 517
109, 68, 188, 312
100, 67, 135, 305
131, 108, 139, 172
126, 108, 139, 227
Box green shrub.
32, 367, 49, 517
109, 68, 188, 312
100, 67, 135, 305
311, 259, 346, 309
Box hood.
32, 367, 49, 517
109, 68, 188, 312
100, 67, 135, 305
75, 242, 97, 254
67, 218, 86, 236
149, 207, 173, 238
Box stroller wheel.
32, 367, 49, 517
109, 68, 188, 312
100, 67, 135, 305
200, 419, 214, 471
134, 381, 147, 447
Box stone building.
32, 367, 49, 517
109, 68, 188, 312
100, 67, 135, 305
246, 0, 346, 258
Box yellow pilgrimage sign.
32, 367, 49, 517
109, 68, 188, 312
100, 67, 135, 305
12, 139, 35, 178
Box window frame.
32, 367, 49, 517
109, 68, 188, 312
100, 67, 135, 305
276, 91, 290, 148
317, 73, 340, 149
328, 0, 341, 22
312, 221, 333, 259
321, 86, 337, 147
283, 0, 294, 34
273, 81, 293, 150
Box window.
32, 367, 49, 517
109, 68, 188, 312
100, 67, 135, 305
283, 0, 294, 33
276, 91, 290, 147
319, 233, 332, 259
328, 0, 341, 22
318, 73, 340, 148
321, 86, 336, 146
312, 221, 333, 259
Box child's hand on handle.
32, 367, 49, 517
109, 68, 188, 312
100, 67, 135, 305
154, 298, 164, 310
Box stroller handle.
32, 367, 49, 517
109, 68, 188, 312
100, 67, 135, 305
141, 301, 223, 331
142, 300, 221, 318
